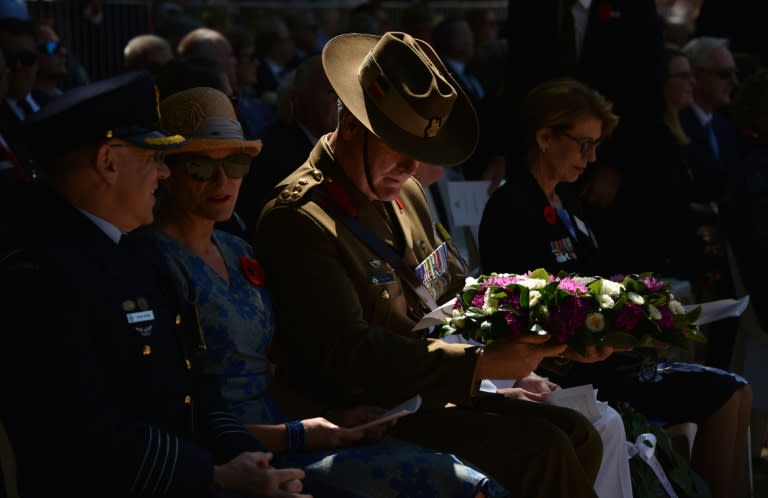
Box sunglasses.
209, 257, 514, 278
696, 67, 738, 80
561, 131, 601, 155
38, 39, 63, 56
172, 154, 252, 181
3, 50, 36, 67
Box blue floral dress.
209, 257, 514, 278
151, 229, 509, 498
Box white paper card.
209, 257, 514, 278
412, 298, 456, 330
684, 296, 750, 325
445, 181, 491, 227
349, 394, 422, 431
544, 384, 602, 423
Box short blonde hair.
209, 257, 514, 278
520, 78, 619, 150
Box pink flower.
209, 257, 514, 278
641, 277, 665, 293
615, 303, 644, 330
657, 306, 675, 329
558, 277, 588, 295
548, 297, 590, 343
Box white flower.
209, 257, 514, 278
647, 304, 662, 320
598, 294, 615, 309
669, 300, 685, 315
600, 279, 624, 298
627, 292, 645, 305
464, 276, 478, 288
482, 288, 498, 315
529, 290, 542, 306
585, 312, 606, 332
517, 278, 547, 290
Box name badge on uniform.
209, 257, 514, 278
369, 272, 395, 285
550, 237, 577, 264
126, 310, 155, 324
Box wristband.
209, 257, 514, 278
285, 420, 305, 451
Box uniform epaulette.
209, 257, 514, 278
275, 168, 325, 205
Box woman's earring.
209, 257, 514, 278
540, 147, 547, 153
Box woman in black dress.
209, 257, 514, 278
479, 78, 751, 498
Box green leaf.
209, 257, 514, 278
529, 268, 550, 280
520, 286, 529, 308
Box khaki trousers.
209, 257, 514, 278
391, 394, 602, 498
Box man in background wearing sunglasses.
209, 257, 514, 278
31, 19, 67, 108
680, 36, 741, 207
0, 17, 39, 180
680, 36, 744, 372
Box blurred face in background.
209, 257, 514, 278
0, 31, 38, 100
235, 44, 259, 88
693, 46, 738, 112
35, 24, 67, 82
665, 55, 696, 112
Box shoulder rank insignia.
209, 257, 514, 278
277, 168, 324, 204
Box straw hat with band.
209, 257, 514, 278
159, 86, 263, 157
322, 31, 479, 168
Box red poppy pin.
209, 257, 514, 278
598, 3, 616, 21
543, 206, 557, 225
240, 256, 266, 286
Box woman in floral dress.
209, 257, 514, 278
148, 85, 507, 498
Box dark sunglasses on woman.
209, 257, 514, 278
170, 153, 252, 181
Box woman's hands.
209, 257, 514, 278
301, 404, 398, 450
213, 451, 311, 497
301, 417, 364, 450
326, 405, 395, 441
496, 371, 561, 403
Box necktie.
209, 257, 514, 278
704, 120, 720, 161
559, 0, 578, 73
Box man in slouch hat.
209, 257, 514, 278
255, 32, 603, 498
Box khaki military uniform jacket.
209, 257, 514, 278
256, 137, 480, 410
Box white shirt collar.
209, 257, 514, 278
690, 103, 712, 126
577, 0, 592, 9
79, 209, 124, 244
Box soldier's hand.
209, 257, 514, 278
326, 406, 395, 441
563, 345, 615, 363
474, 334, 567, 381
213, 452, 311, 497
